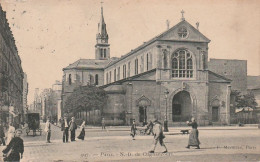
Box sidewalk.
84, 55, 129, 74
51, 122, 259, 135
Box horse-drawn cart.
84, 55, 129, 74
25, 113, 42, 136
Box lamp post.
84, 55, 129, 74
164, 89, 169, 132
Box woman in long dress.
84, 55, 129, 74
77, 121, 85, 140
186, 117, 200, 149
6, 123, 15, 145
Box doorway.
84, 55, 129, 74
139, 106, 147, 124
212, 106, 219, 122
172, 91, 192, 122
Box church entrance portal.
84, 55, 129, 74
172, 91, 192, 122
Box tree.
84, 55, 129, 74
64, 85, 108, 123
232, 90, 257, 109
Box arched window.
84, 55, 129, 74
100, 49, 102, 58
104, 49, 106, 58
95, 74, 99, 85
171, 49, 193, 78
68, 74, 72, 85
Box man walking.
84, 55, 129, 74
69, 117, 77, 142
149, 119, 168, 153
61, 117, 69, 143
45, 117, 51, 143
101, 118, 106, 130
0, 121, 6, 146
130, 120, 137, 140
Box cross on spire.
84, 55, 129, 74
181, 10, 185, 21
101, 0, 104, 13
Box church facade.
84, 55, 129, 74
62, 7, 232, 126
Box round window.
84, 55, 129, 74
178, 26, 188, 38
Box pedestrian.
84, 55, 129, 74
6, 122, 15, 145
69, 117, 77, 142
0, 122, 6, 146
149, 119, 168, 153
186, 117, 200, 149
77, 120, 86, 140
45, 117, 51, 143
61, 117, 69, 143
130, 120, 137, 140
2, 129, 24, 162
101, 118, 106, 130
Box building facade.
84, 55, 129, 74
62, 7, 232, 126
22, 72, 28, 121
0, 4, 24, 126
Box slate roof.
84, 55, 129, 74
208, 70, 232, 82
63, 59, 109, 70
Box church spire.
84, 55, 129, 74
95, 1, 110, 60
97, 1, 108, 42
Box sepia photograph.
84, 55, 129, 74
0, 0, 259, 161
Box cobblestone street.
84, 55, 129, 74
1, 124, 259, 161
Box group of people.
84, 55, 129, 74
0, 121, 24, 162
60, 116, 85, 143
45, 116, 86, 143
130, 117, 201, 153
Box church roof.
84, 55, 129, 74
106, 20, 210, 68
208, 70, 232, 83
63, 59, 109, 70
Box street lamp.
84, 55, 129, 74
164, 89, 169, 132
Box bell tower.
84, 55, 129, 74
95, 3, 110, 60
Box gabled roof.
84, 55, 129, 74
63, 59, 109, 70
106, 20, 210, 68
101, 69, 156, 88
208, 70, 232, 83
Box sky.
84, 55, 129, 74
0, 0, 259, 104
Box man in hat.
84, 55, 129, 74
149, 119, 168, 153
130, 120, 137, 140
45, 117, 51, 143
69, 117, 77, 142
61, 117, 69, 143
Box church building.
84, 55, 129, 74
62, 6, 232, 126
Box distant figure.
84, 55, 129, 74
130, 120, 137, 140
69, 117, 77, 142
32, 119, 37, 137
149, 120, 167, 153
145, 120, 154, 135
2, 129, 24, 162
45, 117, 51, 143
186, 117, 200, 149
77, 121, 86, 140
6, 123, 15, 145
61, 117, 69, 143
0, 122, 6, 146
101, 118, 106, 130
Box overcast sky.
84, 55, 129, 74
1, 0, 259, 104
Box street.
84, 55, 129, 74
1, 124, 259, 162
